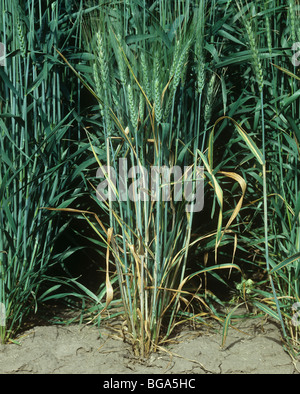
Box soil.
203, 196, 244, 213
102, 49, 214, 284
0, 311, 299, 374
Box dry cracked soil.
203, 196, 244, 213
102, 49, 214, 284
0, 312, 299, 374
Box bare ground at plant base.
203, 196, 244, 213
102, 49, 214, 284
1, 312, 300, 374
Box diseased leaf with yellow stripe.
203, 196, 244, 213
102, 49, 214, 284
270, 252, 300, 274
188, 263, 243, 280
198, 150, 223, 249
219, 171, 247, 232
253, 301, 280, 321
213, 116, 264, 165
271, 63, 300, 81
222, 303, 244, 348
208, 127, 214, 169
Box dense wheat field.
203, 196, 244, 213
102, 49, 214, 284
0, 0, 299, 360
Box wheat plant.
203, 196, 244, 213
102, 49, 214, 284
56, 0, 245, 358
